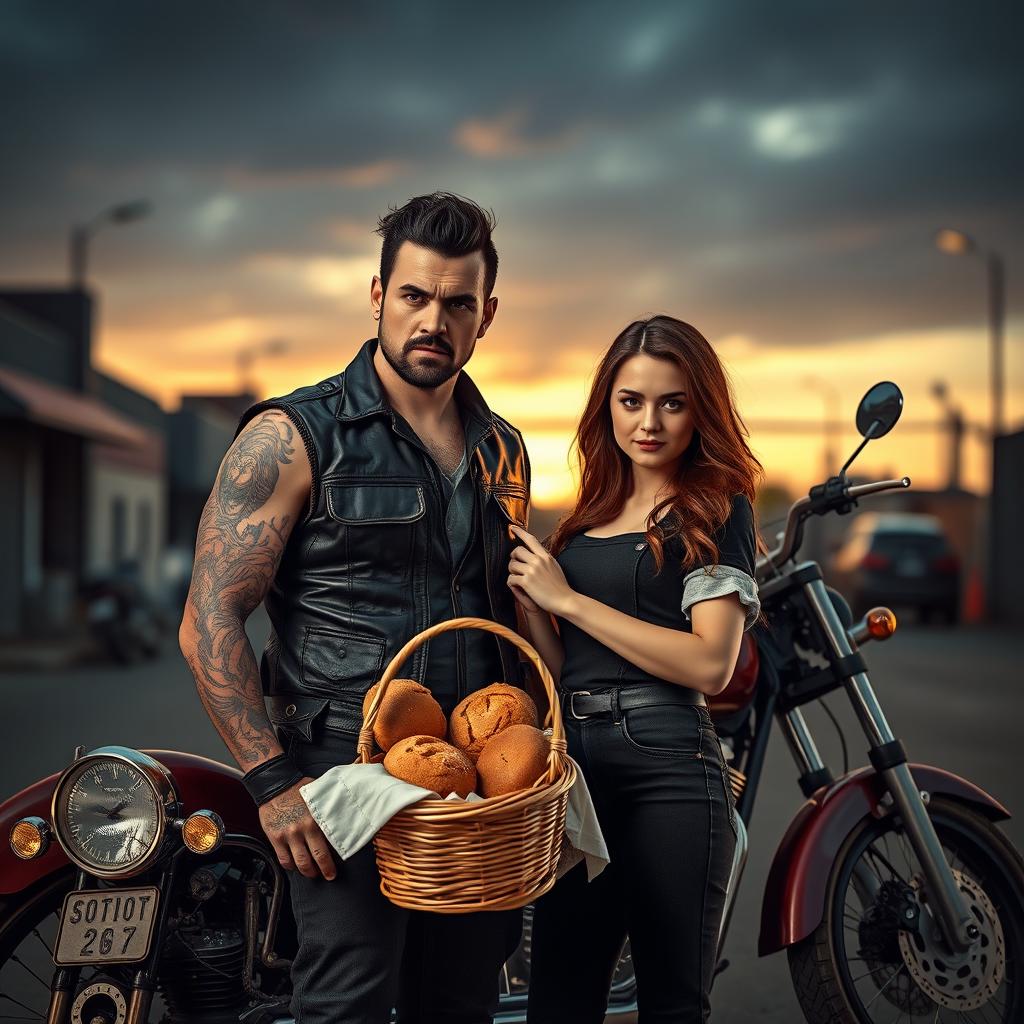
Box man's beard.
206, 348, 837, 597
377, 320, 472, 390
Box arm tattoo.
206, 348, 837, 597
184, 413, 297, 768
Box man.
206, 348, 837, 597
179, 193, 530, 1023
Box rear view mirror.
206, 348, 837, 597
856, 382, 903, 439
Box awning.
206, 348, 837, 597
0, 365, 151, 447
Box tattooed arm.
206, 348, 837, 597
178, 410, 336, 881
179, 409, 307, 767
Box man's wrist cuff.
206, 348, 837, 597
242, 754, 304, 806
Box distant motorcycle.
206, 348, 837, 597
80, 564, 163, 665
1, 382, 1019, 1023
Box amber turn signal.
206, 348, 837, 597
10, 817, 50, 860
181, 810, 225, 854
866, 607, 897, 639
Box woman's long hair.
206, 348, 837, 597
548, 315, 764, 571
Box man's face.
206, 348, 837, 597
371, 242, 498, 389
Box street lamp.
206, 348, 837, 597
934, 228, 1006, 439
929, 380, 965, 490
801, 375, 841, 478
70, 200, 153, 289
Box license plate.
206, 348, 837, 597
54, 887, 160, 966
897, 558, 926, 577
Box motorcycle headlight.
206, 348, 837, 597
51, 748, 179, 878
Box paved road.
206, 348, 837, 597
1, 615, 1020, 1023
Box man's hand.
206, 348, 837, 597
259, 779, 337, 881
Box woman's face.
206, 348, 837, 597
609, 354, 695, 473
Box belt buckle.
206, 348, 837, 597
568, 690, 592, 721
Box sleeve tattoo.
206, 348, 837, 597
184, 413, 297, 768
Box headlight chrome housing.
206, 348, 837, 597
51, 747, 180, 878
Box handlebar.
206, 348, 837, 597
755, 475, 911, 582
845, 477, 912, 500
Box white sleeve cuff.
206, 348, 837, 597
681, 565, 761, 631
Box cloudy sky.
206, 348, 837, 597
2, 1, 1021, 504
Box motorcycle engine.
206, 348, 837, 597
158, 925, 248, 1024
155, 864, 252, 1024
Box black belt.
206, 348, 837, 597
561, 684, 706, 721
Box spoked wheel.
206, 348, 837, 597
0, 870, 78, 1023
789, 798, 1024, 1023
0, 869, 167, 1024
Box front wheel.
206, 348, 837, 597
788, 797, 1023, 1024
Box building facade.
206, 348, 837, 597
0, 289, 166, 640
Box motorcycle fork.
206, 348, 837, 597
45, 853, 184, 1024
797, 576, 978, 954
46, 869, 86, 1024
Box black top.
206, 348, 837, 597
555, 494, 755, 692
421, 435, 503, 711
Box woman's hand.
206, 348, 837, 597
509, 582, 542, 614
507, 524, 576, 617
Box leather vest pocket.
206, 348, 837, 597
267, 694, 330, 742
325, 482, 426, 524
325, 482, 427, 591
300, 627, 387, 698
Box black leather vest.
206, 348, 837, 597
236, 340, 531, 733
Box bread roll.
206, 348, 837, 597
449, 683, 539, 763
476, 724, 549, 798
383, 736, 477, 798
362, 678, 446, 752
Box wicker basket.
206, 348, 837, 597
357, 616, 576, 913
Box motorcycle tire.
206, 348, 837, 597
0, 868, 179, 1024
788, 797, 1024, 1024
0, 868, 78, 1017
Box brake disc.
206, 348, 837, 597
898, 870, 1005, 1012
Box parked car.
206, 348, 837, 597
830, 512, 960, 623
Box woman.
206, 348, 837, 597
507, 315, 763, 1023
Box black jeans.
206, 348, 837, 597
527, 698, 737, 1024
286, 728, 523, 1024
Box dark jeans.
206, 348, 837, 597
527, 698, 737, 1024
286, 728, 523, 1024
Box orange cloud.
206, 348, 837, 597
454, 109, 580, 158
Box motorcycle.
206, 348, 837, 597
80, 564, 164, 666
711, 380, 1021, 1022
1, 381, 1020, 1024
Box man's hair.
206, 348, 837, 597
376, 192, 498, 298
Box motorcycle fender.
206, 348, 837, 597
758, 762, 1010, 957
1, 750, 263, 895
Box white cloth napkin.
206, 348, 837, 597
301, 756, 609, 881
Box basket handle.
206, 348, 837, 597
357, 616, 566, 784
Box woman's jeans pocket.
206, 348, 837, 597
618, 703, 704, 758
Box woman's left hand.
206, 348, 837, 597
507, 524, 576, 617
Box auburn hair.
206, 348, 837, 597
547, 315, 764, 571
